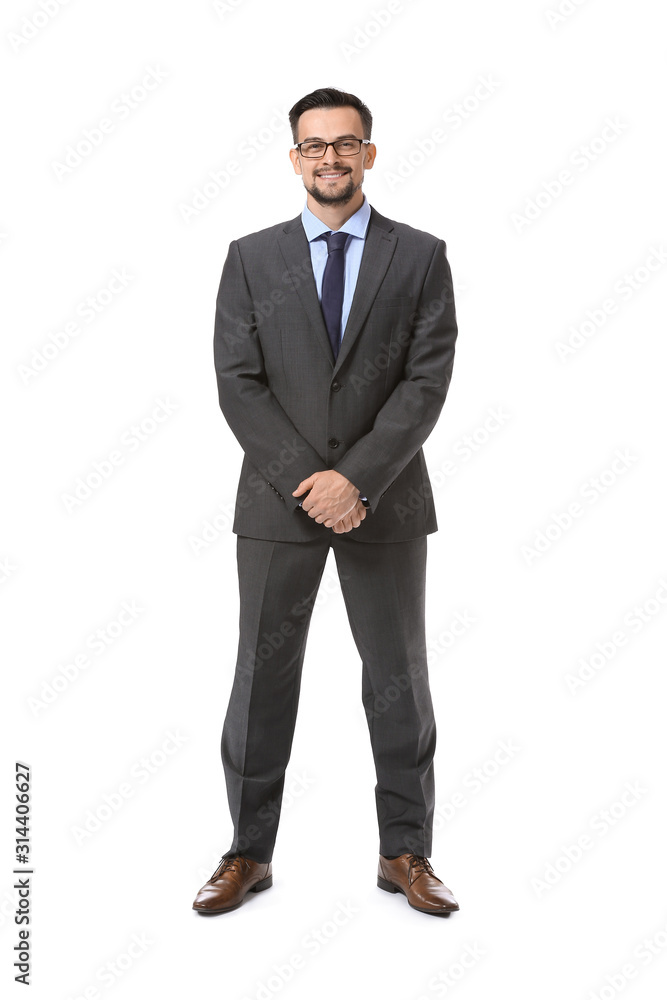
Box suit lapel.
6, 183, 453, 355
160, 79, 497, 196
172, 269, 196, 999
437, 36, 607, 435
334, 207, 397, 374
277, 205, 398, 373
277, 217, 333, 367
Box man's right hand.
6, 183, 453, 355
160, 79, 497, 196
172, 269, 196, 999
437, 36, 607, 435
331, 498, 367, 533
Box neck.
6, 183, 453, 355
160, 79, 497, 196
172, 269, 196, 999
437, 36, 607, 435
306, 189, 365, 231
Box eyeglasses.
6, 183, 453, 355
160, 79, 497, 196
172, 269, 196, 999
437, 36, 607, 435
293, 138, 370, 158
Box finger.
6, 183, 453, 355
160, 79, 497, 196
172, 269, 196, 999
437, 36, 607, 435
292, 477, 312, 496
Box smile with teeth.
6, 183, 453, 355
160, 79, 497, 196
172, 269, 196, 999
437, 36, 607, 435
317, 171, 347, 180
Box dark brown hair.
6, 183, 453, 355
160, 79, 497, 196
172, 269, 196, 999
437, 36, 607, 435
289, 88, 373, 143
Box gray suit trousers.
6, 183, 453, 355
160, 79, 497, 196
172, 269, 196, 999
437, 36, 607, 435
220, 530, 436, 863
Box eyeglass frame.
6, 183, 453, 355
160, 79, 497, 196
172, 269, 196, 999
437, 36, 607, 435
293, 138, 371, 158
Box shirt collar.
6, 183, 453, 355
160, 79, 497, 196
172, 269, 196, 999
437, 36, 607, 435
301, 194, 371, 243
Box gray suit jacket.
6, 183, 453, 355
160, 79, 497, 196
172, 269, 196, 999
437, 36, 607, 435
213, 204, 458, 543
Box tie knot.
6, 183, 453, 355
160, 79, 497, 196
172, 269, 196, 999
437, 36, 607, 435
322, 230, 349, 253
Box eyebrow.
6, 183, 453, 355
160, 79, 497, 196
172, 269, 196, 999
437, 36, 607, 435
299, 133, 359, 142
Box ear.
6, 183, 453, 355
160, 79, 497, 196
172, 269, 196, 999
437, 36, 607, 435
289, 148, 302, 175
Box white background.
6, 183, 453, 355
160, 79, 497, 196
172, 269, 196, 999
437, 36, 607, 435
2, 0, 667, 997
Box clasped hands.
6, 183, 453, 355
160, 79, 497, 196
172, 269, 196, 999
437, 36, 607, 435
292, 470, 366, 534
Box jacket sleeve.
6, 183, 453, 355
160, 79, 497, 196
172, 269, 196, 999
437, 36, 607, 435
213, 239, 328, 511
332, 238, 458, 513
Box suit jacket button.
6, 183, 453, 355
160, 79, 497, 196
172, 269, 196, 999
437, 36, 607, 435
328, 437, 339, 448
331, 381, 341, 391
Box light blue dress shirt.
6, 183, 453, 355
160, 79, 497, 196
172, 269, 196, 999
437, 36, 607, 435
301, 194, 371, 340
297, 195, 371, 509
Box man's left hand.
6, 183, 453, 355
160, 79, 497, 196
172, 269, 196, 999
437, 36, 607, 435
292, 470, 360, 527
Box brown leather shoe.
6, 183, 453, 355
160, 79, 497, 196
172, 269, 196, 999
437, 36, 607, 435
377, 854, 459, 915
192, 854, 272, 914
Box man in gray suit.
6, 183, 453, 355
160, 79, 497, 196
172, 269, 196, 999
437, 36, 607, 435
193, 88, 460, 917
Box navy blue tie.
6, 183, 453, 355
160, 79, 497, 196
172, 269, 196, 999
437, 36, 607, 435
320, 230, 350, 360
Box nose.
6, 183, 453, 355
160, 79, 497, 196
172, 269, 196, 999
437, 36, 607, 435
319, 157, 346, 171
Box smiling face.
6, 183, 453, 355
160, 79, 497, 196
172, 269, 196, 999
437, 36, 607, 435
289, 106, 376, 208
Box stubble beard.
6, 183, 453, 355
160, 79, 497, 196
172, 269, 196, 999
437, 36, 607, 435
305, 169, 359, 206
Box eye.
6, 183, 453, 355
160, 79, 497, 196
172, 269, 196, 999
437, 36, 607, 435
337, 141, 355, 150
303, 142, 324, 153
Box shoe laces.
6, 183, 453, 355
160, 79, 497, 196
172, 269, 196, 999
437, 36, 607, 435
212, 854, 250, 881
407, 855, 436, 882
